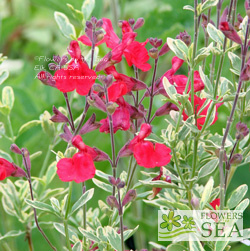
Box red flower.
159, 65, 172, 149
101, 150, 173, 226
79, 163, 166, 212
158, 56, 204, 95
57, 136, 97, 183
210, 198, 220, 210
54, 41, 96, 96
219, 8, 242, 45
123, 40, 151, 71
0, 158, 26, 181
99, 99, 131, 134
129, 124, 172, 168
182, 95, 222, 130
105, 66, 147, 102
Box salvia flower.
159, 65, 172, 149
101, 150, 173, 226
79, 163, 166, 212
129, 123, 172, 168
122, 189, 137, 207
236, 122, 249, 140
0, 158, 26, 180
57, 136, 99, 183
219, 7, 242, 45
37, 71, 56, 88
182, 95, 222, 130
54, 40, 96, 96
210, 198, 220, 210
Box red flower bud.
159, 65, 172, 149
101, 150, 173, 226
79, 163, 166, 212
191, 197, 200, 210
79, 114, 101, 135
10, 144, 22, 155
72, 135, 86, 151
122, 189, 137, 207
37, 71, 56, 88
106, 195, 119, 209
230, 154, 243, 165
59, 124, 73, 143
22, 148, 31, 170
236, 122, 249, 140
176, 31, 191, 46
50, 106, 69, 123
134, 18, 144, 30
159, 42, 170, 56
155, 102, 179, 117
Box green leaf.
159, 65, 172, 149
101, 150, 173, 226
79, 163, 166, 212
215, 241, 229, 251
92, 178, 113, 193
2, 86, 14, 111
183, 120, 200, 134
201, 0, 219, 13
67, 4, 84, 23
81, 0, 95, 20
25, 199, 58, 215
189, 239, 205, 251
139, 180, 185, 190
194, 46, 211, 66
17, 120, 41, 137
45, 161, 57, 185
227, 184, 248, 209
167, 244, 188, 251
106, 226, 122, 251
72, 241, 82, 251
54, 11, 76, 39
183, 5, 194, 12
228, 52, 241, 76
200, 177, 214, 209
167, 38, 188, 61
0, 122, 5, 138
207, 23, 224, 45
54, 223, 79, 241
162, 77, 177, 100
0, 70, 9, 85
40, 111, 55, 138
123, 225, 139, 241
0, 150, 13, 162
78, 227, 100, 243
70, 188, 94, 216
0, 230, 25, 241
199, 66, 213, 94
198, 158, 219, 179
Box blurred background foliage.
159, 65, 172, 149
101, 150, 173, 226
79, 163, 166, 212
0, 0, 249, 250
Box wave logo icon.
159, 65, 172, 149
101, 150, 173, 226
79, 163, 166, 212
158, 211, 196, 240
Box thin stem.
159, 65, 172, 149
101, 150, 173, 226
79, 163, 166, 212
147, 58, 158, 123
104, 85, 117, 196
117, 189, 125, 251
126, 162, 137, 193
26, 223, 33, 251
23, 154, 57, 251
219, 17, 250, 209
202, 8, 211, 71
39, 144, 53, 177
90, 26, 96, 70
64, 182, 73, 251
189, 136, 199, 189
74, 102, 90, 136
63, 93, 75, 132
7, 116, 19, 166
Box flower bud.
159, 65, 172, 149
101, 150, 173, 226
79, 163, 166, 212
191, 197, 200, 210
86, 21, 93, 29
59, 124, 73, 143
134, 18, 144, 30
215, 149, 228, 162
108, 176, 117, 186
155, 102, 179, 117
91, 16, 97, 24
87, 93, 107, 112
245, 0, 250, 18
50, 106, 69, 123
159, 42, 170, 56
60, 55, 69, 66
118, 20, 123, 28
22, 148, 31, 170
68, 40, 81, 60
117, 181, 125, 189
96, 19, 103, 28
149, 48, 159, 59
128, 18, 135, 26
92, 147, 110, 162
48, 63, 59, 71
117, 141, 133, 158
79, 114, 101, 135
96, 30, 104, 42
236, 122, 249, 140
106, 102, 118, 115
10, 144, 22, 155
53, 55, 61, 64
230, 153, 243, 165
37, 71, 56, 88
176, 31, 191, 46
106, 195, 119, 209
122, 189, 137, 207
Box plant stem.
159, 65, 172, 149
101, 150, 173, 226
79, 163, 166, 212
117, 189, 125, 251
64, 182, 73, 251
104, 85, 117, 196
74, 102, 90, 136
39, 144, 53, 177
219, 17, 250, 209
63, 93, 75, 132
82, 182, 87, 247
7, 115, 19, 166
126, 162, 137, 193
90, 25, 96, 70
26, 223, 33, 251
147, 58, 158, 123
202, 8, 211, 71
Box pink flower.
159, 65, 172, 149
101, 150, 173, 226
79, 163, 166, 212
210, 198, 220, 210
0, 158, 26, 181
129, 124, 172, 168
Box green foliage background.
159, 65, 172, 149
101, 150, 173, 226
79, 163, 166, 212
0, 0, 249, 250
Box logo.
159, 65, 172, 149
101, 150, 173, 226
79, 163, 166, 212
158, 210, 244, 241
